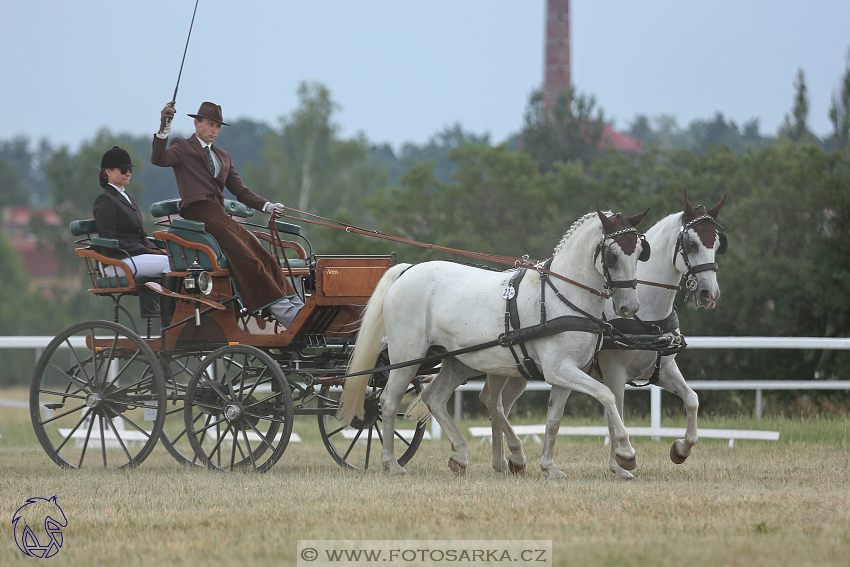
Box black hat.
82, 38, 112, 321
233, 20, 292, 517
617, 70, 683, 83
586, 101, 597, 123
187, 102, 229, 126
100, 146, 134, 170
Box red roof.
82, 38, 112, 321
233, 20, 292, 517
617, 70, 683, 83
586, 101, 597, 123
3, 207, 61, 226
12, 241, 58, 276
601, 125, 643, 153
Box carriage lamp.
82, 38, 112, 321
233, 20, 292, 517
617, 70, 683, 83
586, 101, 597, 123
184, 261, 213, 296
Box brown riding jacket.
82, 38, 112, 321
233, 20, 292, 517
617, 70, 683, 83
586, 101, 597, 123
151, 135, 266, 212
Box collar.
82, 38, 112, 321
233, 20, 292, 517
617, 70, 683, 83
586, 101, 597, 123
195, 136, 213, 150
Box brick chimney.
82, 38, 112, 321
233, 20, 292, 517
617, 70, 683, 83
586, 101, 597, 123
543, 0, 571, 114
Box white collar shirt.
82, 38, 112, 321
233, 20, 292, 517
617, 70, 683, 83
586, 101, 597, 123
196, 136, 221, 176
108, 184, 133, 204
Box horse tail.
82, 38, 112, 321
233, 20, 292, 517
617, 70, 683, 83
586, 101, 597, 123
337, 263, 411, 424
404, 392, 433, 424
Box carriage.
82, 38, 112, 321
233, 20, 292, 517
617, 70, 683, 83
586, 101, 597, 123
29, 198, 433, 472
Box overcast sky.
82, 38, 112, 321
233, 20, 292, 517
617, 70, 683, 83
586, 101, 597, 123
2, 1, 848, 152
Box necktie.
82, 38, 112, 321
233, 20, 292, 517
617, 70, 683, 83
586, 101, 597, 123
204, 145, 216, 176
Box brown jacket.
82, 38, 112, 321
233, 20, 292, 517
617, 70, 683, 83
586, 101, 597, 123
151, 135, 266, 212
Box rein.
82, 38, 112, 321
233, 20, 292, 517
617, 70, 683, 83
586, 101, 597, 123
283, 207, 627, 298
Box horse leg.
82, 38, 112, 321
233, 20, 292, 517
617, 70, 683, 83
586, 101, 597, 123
480, 375, 527, 474
380, 366, 421, 475
596, 358, 633, 480
500, 376, 530, 475
548, 363, 637, 471
420, 358, 473, 475
538, 385, 571, 479
655, 359, 699, 464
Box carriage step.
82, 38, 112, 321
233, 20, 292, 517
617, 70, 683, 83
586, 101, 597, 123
341, 429, 430, 442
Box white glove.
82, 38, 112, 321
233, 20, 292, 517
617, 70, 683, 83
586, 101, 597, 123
157, 102, 175, 139
263, 202, 286, 217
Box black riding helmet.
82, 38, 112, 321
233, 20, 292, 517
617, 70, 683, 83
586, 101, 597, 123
100, 146, 134, 170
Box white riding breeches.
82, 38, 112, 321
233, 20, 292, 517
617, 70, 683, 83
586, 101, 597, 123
102, 254, 172, 279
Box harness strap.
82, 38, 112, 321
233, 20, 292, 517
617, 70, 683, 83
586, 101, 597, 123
504, 268, 544, 380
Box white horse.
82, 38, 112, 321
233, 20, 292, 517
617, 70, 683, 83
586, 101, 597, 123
337, 208, 649, 475
484, 192, 727, 479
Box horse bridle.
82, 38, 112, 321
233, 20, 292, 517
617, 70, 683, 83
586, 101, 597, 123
673, 213, 728, 293
594, 222, 651, 297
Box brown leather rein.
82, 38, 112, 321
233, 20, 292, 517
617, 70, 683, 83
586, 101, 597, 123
280, 208, 680, 297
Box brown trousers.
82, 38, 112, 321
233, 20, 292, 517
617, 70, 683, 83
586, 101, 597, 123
181, 200, 296, 313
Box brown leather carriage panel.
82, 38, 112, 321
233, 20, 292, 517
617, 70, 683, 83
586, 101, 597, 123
314, 258, 392, 305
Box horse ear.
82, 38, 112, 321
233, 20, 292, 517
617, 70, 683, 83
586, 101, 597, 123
707, 194, 727, 219
683, 190, 700, 224
596, 207, 616, 233
626, 208, 650, 228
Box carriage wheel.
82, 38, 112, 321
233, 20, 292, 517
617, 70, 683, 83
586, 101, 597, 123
317, 352, 426, 470
156, 351, 208, 467
29, 320, 166, 469
183, 345, 293, 473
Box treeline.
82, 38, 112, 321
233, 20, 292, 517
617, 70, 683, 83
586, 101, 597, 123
1, 58, 849, 418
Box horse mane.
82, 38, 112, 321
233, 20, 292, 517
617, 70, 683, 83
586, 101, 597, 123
552, 211, 600, 256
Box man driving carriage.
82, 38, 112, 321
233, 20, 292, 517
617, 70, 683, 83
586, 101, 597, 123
152, 101, 303, 327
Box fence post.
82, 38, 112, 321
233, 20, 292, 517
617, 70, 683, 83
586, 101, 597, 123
755, 389, 763, 420
454, 391, 463, 422
651, 385, 661, 440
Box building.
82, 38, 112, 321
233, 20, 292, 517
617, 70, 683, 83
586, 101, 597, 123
544, 0, 641, 153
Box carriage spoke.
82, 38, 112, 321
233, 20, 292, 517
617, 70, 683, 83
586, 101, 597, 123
46, 360, 92, 393
77, 413, 96, 468
364, 427, 373, 469
341, 429, 364, 462
104, 413, 134, 464
99, 415, 108, 468
239, 429, 257, 470
52, 408, 93, 453
39, 403, 88, 426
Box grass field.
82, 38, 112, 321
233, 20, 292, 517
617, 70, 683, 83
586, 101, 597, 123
2, 387, 849, 567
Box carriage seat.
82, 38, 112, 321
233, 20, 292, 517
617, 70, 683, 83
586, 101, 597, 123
70, 218, 162, 293
150, 198, 309, 271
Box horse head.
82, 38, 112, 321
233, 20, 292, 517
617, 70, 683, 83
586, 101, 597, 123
676, 191, 727, 308
595, 207, 650, 318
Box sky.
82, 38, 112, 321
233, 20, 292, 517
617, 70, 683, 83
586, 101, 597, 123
1, 1, 849, 153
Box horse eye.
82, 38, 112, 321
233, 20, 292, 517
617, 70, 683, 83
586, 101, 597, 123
605, 248, 618, 265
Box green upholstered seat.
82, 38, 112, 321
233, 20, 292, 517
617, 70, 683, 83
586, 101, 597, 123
150, 198, 181, 218
70, 218, 98, 236
150, 198, 255, 219
165, 221, 229, 271
273, 220, 301, 236
279, 259, 309, 269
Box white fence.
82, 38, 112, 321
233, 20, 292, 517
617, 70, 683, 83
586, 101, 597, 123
450, 337, 850, 432
2, 336, 849, 433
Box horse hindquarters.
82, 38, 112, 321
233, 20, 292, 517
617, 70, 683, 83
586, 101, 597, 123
337, 263, 411, 424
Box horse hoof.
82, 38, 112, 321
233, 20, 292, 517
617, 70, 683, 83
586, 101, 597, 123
670, 442, 688, 465
448, 458, 467, 476
615, 454, 637, 471
508, 460, 526, 476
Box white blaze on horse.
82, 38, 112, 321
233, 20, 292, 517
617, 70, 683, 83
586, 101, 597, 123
337, 208, 649, 475
485, 192, 727, 479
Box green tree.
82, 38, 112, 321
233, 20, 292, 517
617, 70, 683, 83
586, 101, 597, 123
245, 82, 388, 252
781, 68, 819, 145
520, 87, 606, 172
828, 48, 850, 152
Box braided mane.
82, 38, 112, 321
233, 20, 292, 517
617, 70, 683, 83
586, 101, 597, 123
553, 212, 599, 256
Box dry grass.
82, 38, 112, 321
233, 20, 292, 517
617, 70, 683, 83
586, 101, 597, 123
1, 387, 849, 567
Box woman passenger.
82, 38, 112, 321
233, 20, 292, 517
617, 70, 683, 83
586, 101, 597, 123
93, 146, 171, 278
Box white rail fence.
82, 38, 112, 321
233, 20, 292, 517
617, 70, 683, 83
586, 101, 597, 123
2, 336, 849, 441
